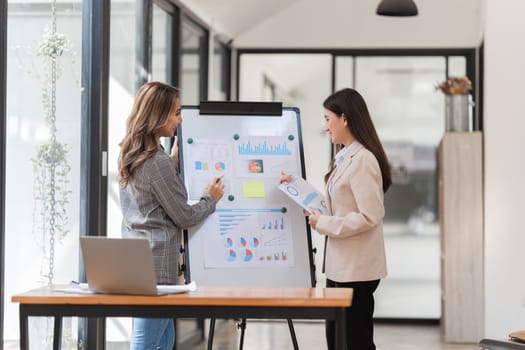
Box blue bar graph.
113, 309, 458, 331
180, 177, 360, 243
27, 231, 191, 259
238, 141, 291, 155
217, 208, 283, 235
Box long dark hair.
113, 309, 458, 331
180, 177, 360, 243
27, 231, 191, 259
118, 81, 180, 188
323, 88, 392, 193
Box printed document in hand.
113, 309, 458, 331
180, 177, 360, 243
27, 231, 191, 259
278, 177, 327, 214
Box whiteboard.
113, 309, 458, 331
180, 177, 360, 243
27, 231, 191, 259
179, 104, 315, 288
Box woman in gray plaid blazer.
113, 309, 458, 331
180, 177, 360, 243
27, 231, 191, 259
118, 81, 224, 350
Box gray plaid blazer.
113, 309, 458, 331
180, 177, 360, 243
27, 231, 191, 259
120, 148, 215, 284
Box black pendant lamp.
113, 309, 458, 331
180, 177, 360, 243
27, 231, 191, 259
376, 0, 418, 16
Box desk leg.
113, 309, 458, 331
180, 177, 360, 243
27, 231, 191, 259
334, 308, 347, 350
19, 306, 29, 350
53, 316, 62, 350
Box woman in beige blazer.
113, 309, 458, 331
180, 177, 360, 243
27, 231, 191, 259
284, 88, 391, 350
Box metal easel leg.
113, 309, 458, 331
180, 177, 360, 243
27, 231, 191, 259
237, 318, 247, 350
207, 318, 216, 350
287, 319, 299, 350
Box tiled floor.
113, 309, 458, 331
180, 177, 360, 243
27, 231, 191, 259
4, 319, 484, 349
191, 319, 481, 350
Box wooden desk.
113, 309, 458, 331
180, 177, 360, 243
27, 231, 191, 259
12, 285, 352, 350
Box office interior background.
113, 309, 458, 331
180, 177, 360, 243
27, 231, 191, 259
1, 0, 524, 348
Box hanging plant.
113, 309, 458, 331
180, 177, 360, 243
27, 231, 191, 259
15, 2, 82, 348
31, 140, 71, 282
24, 2, 75, 285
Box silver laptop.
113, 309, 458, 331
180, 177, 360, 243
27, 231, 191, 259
80, 236, 172, 295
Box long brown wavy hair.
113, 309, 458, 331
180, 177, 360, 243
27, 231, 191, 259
323, 88, 392, 193
118, 81, 180, 188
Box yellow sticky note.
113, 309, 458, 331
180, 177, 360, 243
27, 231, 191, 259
242, 181, 265, 198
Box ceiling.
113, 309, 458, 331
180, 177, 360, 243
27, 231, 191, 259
179, 0, 300, 40
178, 0, 483, 49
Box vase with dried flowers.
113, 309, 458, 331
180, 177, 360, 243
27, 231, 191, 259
436, 76, 472, 132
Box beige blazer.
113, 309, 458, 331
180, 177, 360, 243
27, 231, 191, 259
316, 142, 387, 282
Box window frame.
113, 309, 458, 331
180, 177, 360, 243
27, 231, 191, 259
0, 0, 7, 342
236, 48, 480, 130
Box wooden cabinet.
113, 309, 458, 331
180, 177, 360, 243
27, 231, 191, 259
439, 132, 483, 342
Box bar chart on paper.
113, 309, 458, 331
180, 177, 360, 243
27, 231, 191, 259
238, 140, 292, 156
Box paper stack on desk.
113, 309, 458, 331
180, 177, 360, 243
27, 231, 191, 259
56, 281, 197, 295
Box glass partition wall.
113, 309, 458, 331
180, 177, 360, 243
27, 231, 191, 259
239, 53, 333, 285
238, 50, 475, 320
211, 39, 231, 100
350, 56, 465, 319
180, 16, 209, 104
106, 0, 138, 347
152, 3, 171, 83
5, 1, 83, 347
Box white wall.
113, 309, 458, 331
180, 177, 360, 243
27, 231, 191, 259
483, 0, 525, 338
235, 0, 483, 48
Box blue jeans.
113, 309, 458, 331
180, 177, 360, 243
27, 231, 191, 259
130, 318, 175, 350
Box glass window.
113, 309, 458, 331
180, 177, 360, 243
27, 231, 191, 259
239, 53, 332, 285
106, 0, 138, 346
107, 1, 136, 239
211, 38, 230, 100
152, 3, 170, 83
107, 0, 136, 237
356, 56, 446, 144
448, 56, 467, 77
180, 17, 207, 104
334, 56, 354, 90
354, 56, 455, 319
6, 0, 82, 346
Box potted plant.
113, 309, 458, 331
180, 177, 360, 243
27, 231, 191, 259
436, 76, 472, 132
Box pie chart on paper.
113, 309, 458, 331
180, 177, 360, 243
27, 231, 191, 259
242, 249, 253, 262
215, 162, 226, 171
226, 249, 236, 262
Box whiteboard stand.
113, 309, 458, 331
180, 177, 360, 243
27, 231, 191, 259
178, 101, 316, 349
206, 317, 299, 350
